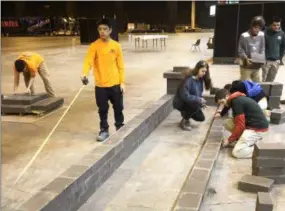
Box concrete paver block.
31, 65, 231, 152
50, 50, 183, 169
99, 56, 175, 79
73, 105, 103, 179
268, 96, 281, 110
1, 104, 32, 114
182, 177, 208, 194
270, 109, 285, 119
163, 71, 184, 79
1, 93, 49, 105
254, 142, 285, 158
166, 79, 182, 94
41, 177, 75, 194
173, 66, 190, 72
270, 82, 283, 96
253, 157, 285, 168
256, 192, 273, 211
19, 192, 57, 211
252, 167, 285, 176
270, 117, 285, 125
203, 94, 217, 106
238, 175, 274, 193
177, 193, 202, 210
31, 97, 64, 112
265, 175, 285, 184
260, 83, 271, 96
200, 150, 219, 160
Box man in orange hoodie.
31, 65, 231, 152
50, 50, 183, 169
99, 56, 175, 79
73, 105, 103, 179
81, 18, 125, 142
215, 89, 269, 159
14, 52, 55, 97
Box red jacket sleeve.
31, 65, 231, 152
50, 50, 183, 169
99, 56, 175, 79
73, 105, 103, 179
228, 114, 246, 142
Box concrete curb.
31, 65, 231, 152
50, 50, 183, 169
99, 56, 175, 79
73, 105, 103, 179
172, 114, 224, 211
18, 94, 174, 211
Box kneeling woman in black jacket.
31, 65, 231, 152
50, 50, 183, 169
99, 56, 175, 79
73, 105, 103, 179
173, 60, 213, 131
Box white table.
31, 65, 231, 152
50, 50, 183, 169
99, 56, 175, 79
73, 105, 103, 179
129, 34, 168, 49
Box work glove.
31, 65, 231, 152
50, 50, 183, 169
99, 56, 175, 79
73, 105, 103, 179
81, 76, 89, 85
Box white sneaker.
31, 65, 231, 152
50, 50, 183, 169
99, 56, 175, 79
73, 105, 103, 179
180, 119, 192, 131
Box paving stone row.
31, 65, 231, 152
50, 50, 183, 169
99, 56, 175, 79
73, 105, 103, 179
173, 113, 223, 211
18, 94, 174, 211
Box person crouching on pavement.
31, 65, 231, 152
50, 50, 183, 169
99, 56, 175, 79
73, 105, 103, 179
217, 80, 270, 118
215, 89, 269, 159
13, 52, 55, 97
173, 60, 213, 131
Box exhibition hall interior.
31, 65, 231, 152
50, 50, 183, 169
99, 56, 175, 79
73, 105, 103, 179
1, 1, 285, 211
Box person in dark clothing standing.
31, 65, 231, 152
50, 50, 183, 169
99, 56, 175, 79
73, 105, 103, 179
215, 89, 269, 159
262, 16, 285, 82
81, 18, 125, 142
173, 60, 213, 131
218, 80, 270, 118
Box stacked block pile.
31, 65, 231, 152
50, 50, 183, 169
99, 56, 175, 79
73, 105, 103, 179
163, 66, 186, 95
252, 142, 285, 184
1, 93, 64, 116
236, 142, 285, 210
260, 82, 283, 110
238, 174, 275, 211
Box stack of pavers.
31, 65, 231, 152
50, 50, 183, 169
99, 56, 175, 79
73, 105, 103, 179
1, 93, 64, 116
239, 142, 285, 211
260, 82, 283, 110
236, 142, 285, 210
163, 66, 187, 95
252, 142, 285, 184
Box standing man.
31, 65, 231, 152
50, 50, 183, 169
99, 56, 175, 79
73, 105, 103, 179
81, 18, 125, 142
238, 16, 265, 82
14, 52, 55, 97
262, 16, 285, 82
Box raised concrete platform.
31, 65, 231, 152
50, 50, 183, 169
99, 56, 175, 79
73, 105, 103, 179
13, 95, 173, 211
78, 107, 217, 211
1, 93, 64, 116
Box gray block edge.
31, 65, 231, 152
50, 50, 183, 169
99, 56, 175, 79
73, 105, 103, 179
18, 94, 174, 211
173, 113, 223, 210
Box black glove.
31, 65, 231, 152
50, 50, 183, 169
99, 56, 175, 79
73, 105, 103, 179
81, 76, 89, 85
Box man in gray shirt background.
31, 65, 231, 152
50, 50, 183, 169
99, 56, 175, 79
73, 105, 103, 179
262, 16, 285, 82
238, 16, 266, 82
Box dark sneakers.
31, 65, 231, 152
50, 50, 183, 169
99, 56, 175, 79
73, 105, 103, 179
116, 124, 125, 131
97, 124, 124, 142
97, 130, 110, 142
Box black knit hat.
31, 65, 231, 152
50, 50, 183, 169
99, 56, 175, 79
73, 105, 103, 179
97, 18, 112, 29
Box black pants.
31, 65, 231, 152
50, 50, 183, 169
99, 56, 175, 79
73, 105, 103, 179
180, 104, 205, 122
95, 85, 124, 131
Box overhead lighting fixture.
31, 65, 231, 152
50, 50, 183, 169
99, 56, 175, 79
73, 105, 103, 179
210, 5, 216, 17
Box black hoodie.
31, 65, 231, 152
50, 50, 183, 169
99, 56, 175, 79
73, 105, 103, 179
264, 27, 285, 61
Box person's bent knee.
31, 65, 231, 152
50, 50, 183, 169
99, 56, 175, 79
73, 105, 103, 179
232, 147, 253, 159
196, 115, 205, 122
223, 119, 234, 132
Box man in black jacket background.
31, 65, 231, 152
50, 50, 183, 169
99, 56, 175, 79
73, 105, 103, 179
262, 16, 285, 82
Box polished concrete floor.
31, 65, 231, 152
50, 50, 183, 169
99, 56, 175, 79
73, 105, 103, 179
1, 33, 285, 210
